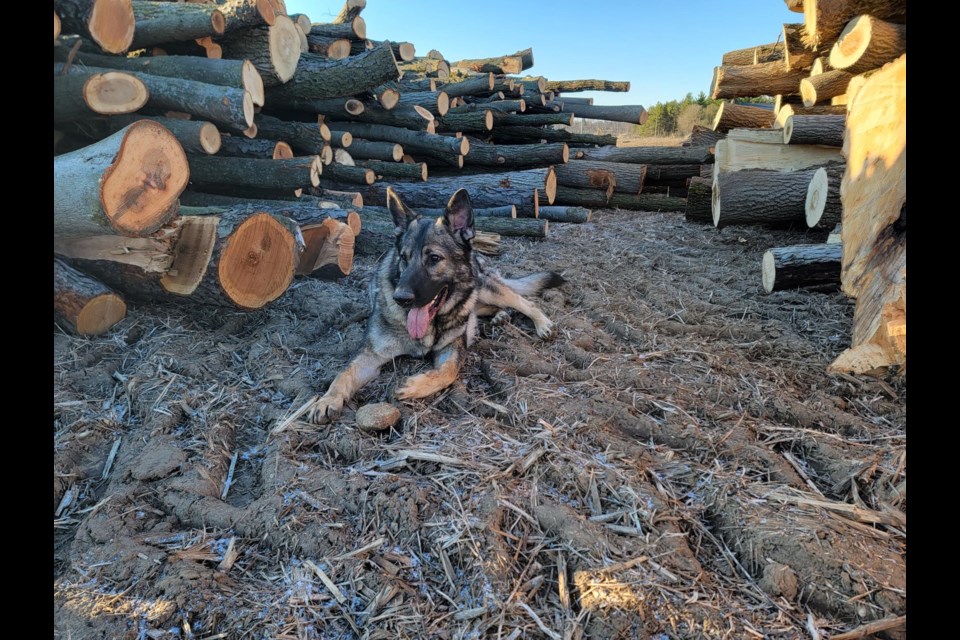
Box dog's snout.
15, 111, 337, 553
393, 288, 415, 307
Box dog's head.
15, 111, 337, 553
386, 187, 476, 339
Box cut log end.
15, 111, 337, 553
54, 10, 61, 40
219, 213, 298, 309
257, 0, 277, 26
437, 92, 450, 116
761, 251, 776, 294
379, 88, 400, 111
310, 157, 323, 186
85, 72, 149, 115
100, 120, 189, 236
273, 141, 294, 160
243, 60, 266, 107
160, 216, 219, 295
544, 168, 557, 204
75, 292, 126, 335
459, 137, 470, 156
199, 122, 222, 155
561, 144, 569, 163
242, 91, 255, 128
344, 99, 365, 116
711, 181, 721, 227
396, 42, 415, 62
271, 15, 302, 83
89, 0, 136, 54
805, 167, 829, 228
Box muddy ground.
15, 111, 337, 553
54, 207, 906, 639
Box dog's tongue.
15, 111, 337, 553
407, 305, 432, 339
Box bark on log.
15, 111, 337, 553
365, 40, 414, 62
254, 114, 330, 154
397, 91, 449, 116
451, 49, 532, 75
783, 114, 845, 146
356, 159, 427, 181
644, 164, 702, 188
492, 112, 573, 128
489, 127, 616, 146
187, 155, 321, 191
53, 71, 148, 123
215, 0, 276, 31
398, 57, 450, 79
54, 120, 188, 238
346, 138, 403, 162
309, 17, 365, 40
179, 192, 357, 227
54, 0, 135, 54
54, 258, 127, 336
129, 1, 225, 49
217, 135, 289, 159
831, 55, 905, 373
712, 168, 819, 228
805, 163, 845, 228
462, 140, 568, 169
435, 110, 494, 133
326, 122, 467, 157
558, 103, 648, 125
219, 14, 301, 86
437, 73, 494, 97
327, 103, 435, 132
536, 206, 592, 223
306, 34, 351, 59
803, 0, 907, 50
546, 186, 686, 212
318, 163, 375, 185
782, 23, 817, 71
267, 44, 399, 106
66, 114, 221, 155
713, 138, 841, 173
721, 46, 759, 66
545, 79, 629, 93
711, 102, 775, 133
800, 69, 854, 107
332, 0, 365, 24
682, 125, 725, 148
753, 42, 785, 64
774, 103, 847, 128
684, 176, 713, 223
575, 145, 713, 165
829, 16, 906, 75
414, 205, 515, 218
762, 244, 842, 293
711, 62, 808, 100
555, 160, 648, 195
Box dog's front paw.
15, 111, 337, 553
491, 309, 511, 326
305, 394, 344, 425
395, 373, 444, 400
535, 316, 555, 339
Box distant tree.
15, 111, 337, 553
676, 103, 703, 135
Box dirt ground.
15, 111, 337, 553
54, 206, 906, 639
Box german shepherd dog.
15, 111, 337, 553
306, 186, 564, 424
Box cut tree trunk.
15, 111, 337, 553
306, 34, 351, 59
219, 14, 301, 86
54, 120, 188, 238
55, 48, 266, 107
357, 160, 427, 181
129, 1, 225, 49
54, 258, 127, 336
546, 186, 686, 212
318, 163, 375, 185
492, 112, 573, 127
296, 217, 356, 278
721, 46, 759, 66
782, 23, 817, 71
555, 160, 647, 195
805, 163, 845, 228
559, 104, 648, 125
326, 122, 467, 157
54, 0, 135, 53
217, 135, 290, 159
398, 57, 450, 79
397, 91, 449, 116
437, 73, 494, 97
179, 193, 359, 229
346, 138, 403, 162
309, 17, 365, 40
215, 0, 276, 31
489, 127, 616, 146
762, 244, 842, 293
451, 49, 531, 74
255, 114, 332, 155
644, 164, 702, 188
800, 69, 854, 107
774, 103, 847, 128
726, 128, 787, 144
436, 110, 494, 133
536, 206, 591, 223
684, 176, 713, 223
783, 114, 845, 146
711, 102, 775, 133
545, 79, 630, 93
753, 42, 785, 64
332, 103, 434, 131
332, 0, 365, 24
366, 40, 415, 62
712, 168, 819, 228
831, 55, 905, 373
711, 62, 808, 99
575, 145, 713, 165
803, 0, 907, 50
829, 16, 906, 74
713, 138, 842, 173
67, 114, 221, 155
187, 155, 321, 191
267, 44, 399, 106
288, 12, 311, 34
53, 71, 148, 123
462, 140, 568, 169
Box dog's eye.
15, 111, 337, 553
427, 254, 442, 265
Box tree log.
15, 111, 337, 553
346, 138, 403, 162
129, 1, 225, 49
774, 102, 847, 128
721, 46, 759, 66
684, 176, 713, 223
800, 69, 854, 107
545, 79, 630, 93
253, 114, 330, 155
356, 159, 426, 181
267, 44, 399, 107
803, 0, 906, 50
414, 205, 515, 218
66, 114, 221, 155
713, 138, 841, 173
54, 258, 126, 336
711, 102, 775, 133
712, 168, 819, 227
536, 206, 591, 223
829, 16, 906, 75
558, 103, 648, 125
328, 103, 435, 131
437, 73, 494, 97
396, 91, 449, 116
782, 23, 816, 71
682, 125, 725, 148
555, 160, 648, 195
462, 140, 568, 169
53, 71, 148, 123
332, 0, 365, 24
644, 164, 702, 188
306, 34, 351, 59
54, 0, 135, 53
783, 114, 845, 146
546, 186, 685, 212
364, 40, 414, 62
398, 57, 450, 79
54, 120, 187, 238
762, 244, 842, 293
296, 217, 356, 278
219, 14, 300, 86
451, 49, 531, 75
489, 126, 616, 146
493, 112, 573, 127
309, 17, 365, 40
711, 62, 808, 100
325, 122, 467, 157
215, 0, 276, 31
318, 163, 375, 185
574, 145, 713, 165
805, 163, 845, 228
435, 110, 494, 133
753, 42, 785, 64
188, 155, 321, 191
216, 134, 289, 159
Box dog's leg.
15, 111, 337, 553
395, 340, 463, 400
479, 288, 554, 338
306, 348, 391, 424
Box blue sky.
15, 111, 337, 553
286, 1, 795, 106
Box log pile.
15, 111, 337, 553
55, 0, 664, 333
702, 0, 906, 375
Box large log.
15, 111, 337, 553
414, 205, 515, 218
267, 44, 399, 107
711, 168, 819, 228
54, 120, 188, 238
437, 73, 494, 97
545, 79, 630, 93
713, 138, 842, 174
721, 45, 761, 66
684, 176, 713, 223
782, 23, 817, 71
762, 244, 842, 293
682, 125, 725, 148
366, 40, 415, 62
318, 163, 375, 185
346, 138, 403, 162
560, 104, 648, 125
356, 159, 427, 181
187, 155, 321, 191
536, 206, 592, 223
332, 0, 365, 24
574, 145, 713, 165
254, 114, 334, 155
129, 1, 225, 49
326, 122, 467, 157
546, 186, 686, 212
462, 140, 568, 169
644, 164, 702, 188
489, 126, 616, 146
54, 258, 127, 336
219, 14, 301, 86
831, 55, 906, 373
800, 69, 854, 107
753, 42, 785, 64
493, 112, 573, 128
774, 103, 847, 128
54, 0, 135, 54
306, 34, 351, 59
397, 91, 450, 116
803, 0, 907, 50
330, 103, 435, 131
805, 163, 845, 228
555, 160, 647, 195
309, 17, 365, 40
451, 49, 532, 75
711, 102, 775, 133
66, 114, 221, 155
217, 135, 289, 159
215, 0, 276, 31
783, 114, 846, 146
53, 71, 148, 123
829, 16, 906, 74
54, 47, 265, 107
711, 62, 808, 100
55, 63, 253, 132
398, 57, 450, 79
435, 110, 494, 133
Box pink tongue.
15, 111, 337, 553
407, 306, 431, 339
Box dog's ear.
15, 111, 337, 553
443, 189, 475, 243
387, 187, 418, 235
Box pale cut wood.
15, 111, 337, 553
306, 34, 351, 59
762, 244, 842, 293
332, 0, 365, 24
219, 14, 301, 86
800, 69, 854, 107
54, 258, 126, 336
829, 16, 906, 74
711, 62, 808, 99
54, 0, 135, 54
711, 102, 775, 133
713, 138, 842, 174
805, 163, 845, 228
803, 0, 906, 49
721, 45, 761, 67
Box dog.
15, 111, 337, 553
305, 186, 564, 425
